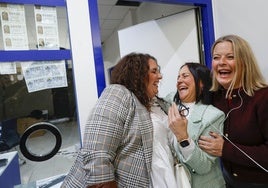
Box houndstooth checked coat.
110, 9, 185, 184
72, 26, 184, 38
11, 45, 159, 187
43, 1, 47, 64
61, 84, 153, 188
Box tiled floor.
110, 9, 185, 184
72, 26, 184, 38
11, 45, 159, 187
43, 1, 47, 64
18, 120, 81, 185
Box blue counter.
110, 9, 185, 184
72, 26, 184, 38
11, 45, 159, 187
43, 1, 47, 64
0, 151, 21, 188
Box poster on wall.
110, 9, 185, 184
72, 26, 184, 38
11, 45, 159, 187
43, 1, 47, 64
0, 3, 29, 50
34, 5, 59, 49
0, 3, 29, 75
0, 61, 18, 74
21, 61, 68, 93
0, 62, 16, 74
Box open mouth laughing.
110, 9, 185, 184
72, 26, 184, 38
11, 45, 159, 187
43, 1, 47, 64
218, 69, 232, 77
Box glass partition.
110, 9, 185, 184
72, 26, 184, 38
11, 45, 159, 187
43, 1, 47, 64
0, 1, 80, 184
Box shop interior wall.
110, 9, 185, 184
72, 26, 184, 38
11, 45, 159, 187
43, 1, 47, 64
101, 2, 195, 86
118, 9, 199, 97
212, 0, 268, 81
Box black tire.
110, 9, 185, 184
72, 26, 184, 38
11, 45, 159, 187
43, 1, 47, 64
20, 122, 62, 162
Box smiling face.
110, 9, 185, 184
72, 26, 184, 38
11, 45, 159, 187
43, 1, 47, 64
212, 41, 240, 89
147, 58, 162, 99
176, 65, 196, 103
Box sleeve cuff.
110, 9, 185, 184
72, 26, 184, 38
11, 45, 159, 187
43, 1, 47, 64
179, 139, 194, 159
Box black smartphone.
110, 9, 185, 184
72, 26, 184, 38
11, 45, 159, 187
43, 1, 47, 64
0, 158, 8, 167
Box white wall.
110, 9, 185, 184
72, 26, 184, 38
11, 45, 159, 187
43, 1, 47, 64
118, 10, 199, 97
212, 0, 268, 81
66, 0, 98, 141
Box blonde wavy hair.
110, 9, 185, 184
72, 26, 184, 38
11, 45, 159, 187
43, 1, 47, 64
210, 35, 267, 98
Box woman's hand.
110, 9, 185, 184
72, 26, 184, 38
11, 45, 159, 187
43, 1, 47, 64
168, 102, 188, 142
198, 131, 224, 157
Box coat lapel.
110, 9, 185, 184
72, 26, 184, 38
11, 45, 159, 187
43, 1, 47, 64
190, 102, 208, 123
188, 103, 209, 140
132, 95, 153, 175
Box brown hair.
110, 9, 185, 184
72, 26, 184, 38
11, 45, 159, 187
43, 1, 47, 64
110, 52, 157, 110
210, 35, 267, 97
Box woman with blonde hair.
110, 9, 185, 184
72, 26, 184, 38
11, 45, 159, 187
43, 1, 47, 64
199, 35, 268, 188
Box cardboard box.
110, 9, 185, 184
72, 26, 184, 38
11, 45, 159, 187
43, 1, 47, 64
17, 117, 45, 138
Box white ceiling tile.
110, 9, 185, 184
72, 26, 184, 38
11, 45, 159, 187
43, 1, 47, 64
102, 19, 122, 29
98, 0, 117, 6
99, 19, 105, 26
101, 28, 114, 41
97, 1, 140, 42
96, 1, 192, 43
108, 6, 130, 19
98, 5, 113, 19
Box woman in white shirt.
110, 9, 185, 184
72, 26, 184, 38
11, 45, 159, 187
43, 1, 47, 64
150, 96, 179, 188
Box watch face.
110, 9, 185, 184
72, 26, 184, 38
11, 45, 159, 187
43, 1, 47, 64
180, 140, 190, 147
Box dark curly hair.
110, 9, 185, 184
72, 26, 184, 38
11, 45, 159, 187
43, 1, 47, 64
110, 52, 157, 111
174, 62, 212, 105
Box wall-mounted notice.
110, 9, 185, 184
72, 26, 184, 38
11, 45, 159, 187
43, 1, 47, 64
0, 62, 16, 74
0, 3, 29, 50
0, 3, 29, 75
34, 5, 59, 49
21, 61, 67, 93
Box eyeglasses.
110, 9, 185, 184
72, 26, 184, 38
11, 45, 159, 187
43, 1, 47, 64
150, 67, 161, 74
178, 103, 189, 117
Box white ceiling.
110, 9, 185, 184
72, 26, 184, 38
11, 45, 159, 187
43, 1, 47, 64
97, 0, 195, 43
97, 0, 140, 43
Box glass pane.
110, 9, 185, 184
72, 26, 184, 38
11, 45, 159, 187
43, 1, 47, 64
0, 60, 80, 184
0, 4, 70, 50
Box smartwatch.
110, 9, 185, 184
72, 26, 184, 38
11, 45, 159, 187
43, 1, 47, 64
179, 139, 190, 147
